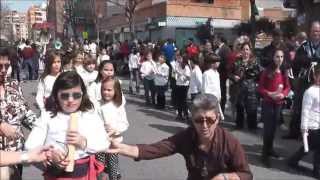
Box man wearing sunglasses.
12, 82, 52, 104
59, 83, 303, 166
107, 94, 252, 180
0, 47, 37, 179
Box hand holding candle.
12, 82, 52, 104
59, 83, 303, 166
65, 113, 78, 172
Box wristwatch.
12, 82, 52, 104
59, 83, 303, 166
20, 151, 30, 164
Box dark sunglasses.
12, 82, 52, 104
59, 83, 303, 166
193, 116, 217, 126
0, 64, 10, 70
59, 92, 83, 100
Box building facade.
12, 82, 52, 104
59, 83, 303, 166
47, 0, 106, 41
27, 5, 47, 42
101, 0, 251, 48
3, 11, 28, 41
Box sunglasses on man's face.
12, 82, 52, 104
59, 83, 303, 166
193, 116, 217, 126
59, 92, 83, 101
0, 63, 10, 70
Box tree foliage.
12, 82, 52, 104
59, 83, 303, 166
233, 17, 276, 36
106, 0, 146, 39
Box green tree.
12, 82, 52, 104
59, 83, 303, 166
106, 0, 146, 40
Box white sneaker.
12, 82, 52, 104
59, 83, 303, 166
258, 122, 264, 129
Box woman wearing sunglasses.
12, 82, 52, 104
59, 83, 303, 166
25, 71, 110, 180
107, 94, 252, 180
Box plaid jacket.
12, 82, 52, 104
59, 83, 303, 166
0, 79, 36, 151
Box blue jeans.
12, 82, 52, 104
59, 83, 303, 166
22, 58, 36, 80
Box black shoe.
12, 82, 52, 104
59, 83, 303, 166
287, 159, 299, 169
269, 150, 280, 159
261, 155, 271, 168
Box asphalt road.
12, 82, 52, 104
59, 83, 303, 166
21, 79, 315, 180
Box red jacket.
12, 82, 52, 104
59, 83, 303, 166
258, 70, 291, 105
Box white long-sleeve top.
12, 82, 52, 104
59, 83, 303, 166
154, 62, 169, 86
189, 65, 202, 94
202, 69, 221, 101
140, 60, 156, 80
98, 101, 129, 143
175, 64, 191, 86
128, 53, 140, 70
88, 81, 102, 107
301, 85, 320, 130
25, 110, 110, 160
36, 75, 58, 111
78, 70, 98, 88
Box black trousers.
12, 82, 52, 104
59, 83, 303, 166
236, 103, 257, 129
262, 101, 282, 155
155, 85, 167, 108
143, 78, 155, 104
289, 129, 320, 171
176, 85, 189, 117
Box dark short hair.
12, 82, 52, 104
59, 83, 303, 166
101, 76, 123, 107
45, 71, 93, 117
191, 94, 219, 115
204, 53, 220, 65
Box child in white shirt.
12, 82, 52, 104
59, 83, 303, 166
175, 54, 191, 120
79, 56, 98, 88
128, 48, 140, 94
140, 51, 156, 105
97, 76, 129, 180
288, 64, 320, 177
189, 57, 202, 101
154, 54, 169, 109
202, 54, 224, 120
36, 51, 62, 112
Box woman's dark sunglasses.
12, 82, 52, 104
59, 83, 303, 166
59, 92, 83, 100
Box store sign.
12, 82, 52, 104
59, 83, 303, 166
158, 21, 166, 27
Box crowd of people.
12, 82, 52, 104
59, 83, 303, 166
0, 20, 319, 180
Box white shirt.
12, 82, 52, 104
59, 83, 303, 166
88, 81, 102, 107
154, 62, 169, 86
83, 44, 90, 53
128, 53, 140, 70
89, 43, 97, 55
175, 64, 191, 86
79, 70, 98, 87
36, 75, 58, 111
301, 85, 320, 130
97, 54, 110, 65
98, 101, 129, 143
202, 69, 221, 101
140, 60, 156, 80
25, 110, 110, 160
189, 65, 202, 94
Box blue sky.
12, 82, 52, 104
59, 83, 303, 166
4, 0, 45, 12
